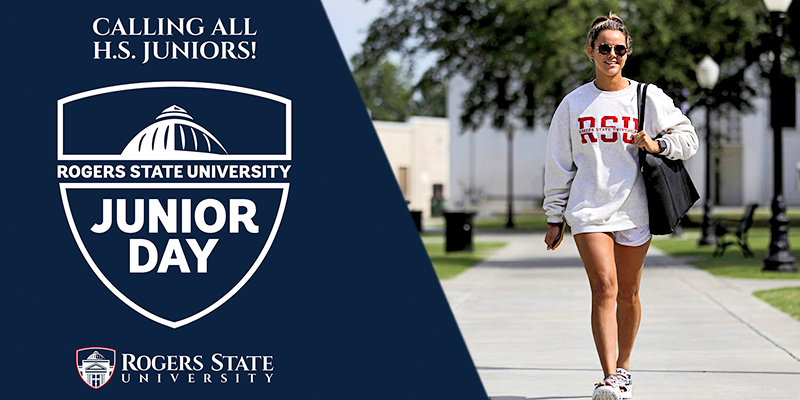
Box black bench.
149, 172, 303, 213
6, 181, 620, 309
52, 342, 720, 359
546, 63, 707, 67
713, 204, 758, 258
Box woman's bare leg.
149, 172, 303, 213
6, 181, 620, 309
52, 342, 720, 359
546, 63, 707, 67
614, 238, 650, 372
574, 232, 618, 377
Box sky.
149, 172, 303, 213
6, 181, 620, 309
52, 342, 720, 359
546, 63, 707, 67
320, 0, 387, 67
320, 0, 436, 79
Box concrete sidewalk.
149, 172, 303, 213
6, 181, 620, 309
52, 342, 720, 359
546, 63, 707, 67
440, 232, 800, 400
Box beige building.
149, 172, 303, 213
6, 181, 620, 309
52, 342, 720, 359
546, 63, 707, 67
374, 117, 450, 219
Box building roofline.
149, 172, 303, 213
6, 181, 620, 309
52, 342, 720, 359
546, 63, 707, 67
373, 116, 450, 131
372, 120, 413, 130
407, 116, 449, 125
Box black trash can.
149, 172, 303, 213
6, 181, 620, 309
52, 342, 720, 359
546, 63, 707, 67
444, 212, 475, 252
409, 210, 423, 233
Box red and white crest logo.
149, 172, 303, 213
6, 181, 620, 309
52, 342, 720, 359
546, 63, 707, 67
76, 347, 117, 389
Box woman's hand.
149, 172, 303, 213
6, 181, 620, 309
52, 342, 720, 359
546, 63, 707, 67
544, 223, 563, 250
633, 130, 660, 153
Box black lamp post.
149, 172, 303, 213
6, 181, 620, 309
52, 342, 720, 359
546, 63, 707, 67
505, 122, 515, 228
763, 0, 797, 272
696, 56, 720, 246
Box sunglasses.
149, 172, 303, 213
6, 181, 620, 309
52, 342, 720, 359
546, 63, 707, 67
597, 43, 628, 57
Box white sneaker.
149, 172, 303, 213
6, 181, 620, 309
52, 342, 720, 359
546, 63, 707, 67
592, 374, 622, 400
616, 368, 632, 399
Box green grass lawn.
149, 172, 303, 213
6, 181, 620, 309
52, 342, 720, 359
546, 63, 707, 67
650, 228, 800, 279
754, 287, 800, 321
473, 215, 550, 232
684, 209, 800, 228
424, 242, 507, 280
419, 232, 442, 238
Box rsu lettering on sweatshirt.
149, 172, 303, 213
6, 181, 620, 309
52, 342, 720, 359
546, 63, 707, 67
578, 115, 639, 144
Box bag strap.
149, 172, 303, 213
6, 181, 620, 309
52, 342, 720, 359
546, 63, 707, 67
637, 82, 649, 131
637, 83, 650, 165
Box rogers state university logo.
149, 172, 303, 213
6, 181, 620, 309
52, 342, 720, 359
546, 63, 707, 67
57, 82, 291, 328
76, 347, 117, 389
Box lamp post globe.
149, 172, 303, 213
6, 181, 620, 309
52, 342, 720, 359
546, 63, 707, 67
762, 0, 797, 272
763, 0, 792, 12
696, 56, 719, 246
697, 56, 720, 90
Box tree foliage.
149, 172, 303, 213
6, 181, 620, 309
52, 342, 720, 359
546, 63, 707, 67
351, 56, 447, 121
355, 0, 798, 131
351, 57, 414, 121
412, 72, 448, 117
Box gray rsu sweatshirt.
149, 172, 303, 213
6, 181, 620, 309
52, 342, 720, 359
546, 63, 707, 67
543, 80, 698, 234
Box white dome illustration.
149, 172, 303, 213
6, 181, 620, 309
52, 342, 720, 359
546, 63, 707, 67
121, 105, 228, 159
86, 351, 105, 360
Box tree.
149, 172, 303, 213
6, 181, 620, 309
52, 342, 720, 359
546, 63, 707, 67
351, 56, 414, 121
411, 72, 447, 117
784, 2, 799, 76
351, 56, 447, 120
356, 0, 795, 125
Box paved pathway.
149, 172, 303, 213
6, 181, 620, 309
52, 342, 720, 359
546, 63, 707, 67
439, 232, 800, 400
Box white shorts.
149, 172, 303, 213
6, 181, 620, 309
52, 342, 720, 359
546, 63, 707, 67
613, 225, 652, 247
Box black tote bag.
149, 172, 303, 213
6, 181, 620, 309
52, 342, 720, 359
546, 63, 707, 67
637, 83, 700, 235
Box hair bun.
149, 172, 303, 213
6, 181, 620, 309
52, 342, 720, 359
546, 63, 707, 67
586, 12, 632, 55
590, 16, 609, 30
590, 12, 624, 32
607, 12, 625, 26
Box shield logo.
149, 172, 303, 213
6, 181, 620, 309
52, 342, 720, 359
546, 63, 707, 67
58, 82, 291, 328
76, 347, 116, 389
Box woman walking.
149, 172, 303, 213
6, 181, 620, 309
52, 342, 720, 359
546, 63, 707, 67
542, 13, 698, 400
